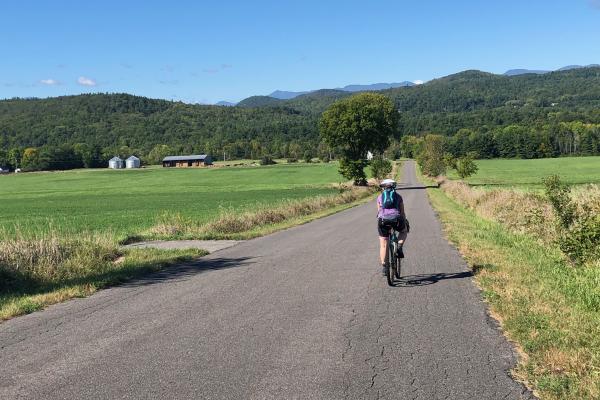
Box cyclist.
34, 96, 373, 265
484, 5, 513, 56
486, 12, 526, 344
377, 178, 408, 275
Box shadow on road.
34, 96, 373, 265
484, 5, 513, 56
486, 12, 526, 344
117, 256, 257, 288
396, 184, 439, 190
394, 271, 473, 287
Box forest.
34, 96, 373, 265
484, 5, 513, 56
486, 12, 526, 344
1, 67, 599, 171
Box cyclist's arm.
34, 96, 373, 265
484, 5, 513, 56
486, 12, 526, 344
397, 196, 406, 218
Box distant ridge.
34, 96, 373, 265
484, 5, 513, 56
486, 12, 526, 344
269, 90, 310, 100
504, 69, 550, 76
504, 64, 600, 76
338, 81, 415, 92
215, 101, 237, 106
557, 64, 600, 71
236, 95, 282, 108
267, 81, 416, 100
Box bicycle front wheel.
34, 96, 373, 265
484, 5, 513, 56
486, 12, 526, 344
386, 240, 395, 286
394, 255, 402, 279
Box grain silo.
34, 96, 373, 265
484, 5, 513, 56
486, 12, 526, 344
108, 156, 124, 169
126, 155, 141, 169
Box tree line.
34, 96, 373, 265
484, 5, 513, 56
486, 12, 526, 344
1, 67, 600, 171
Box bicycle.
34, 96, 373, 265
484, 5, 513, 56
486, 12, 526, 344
382, 220, 403, 286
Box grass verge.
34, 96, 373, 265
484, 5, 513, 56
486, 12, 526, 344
0, 235, 205, 321
427, 187, 600, 400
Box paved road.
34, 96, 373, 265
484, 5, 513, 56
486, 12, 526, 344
0, 161, 533, 399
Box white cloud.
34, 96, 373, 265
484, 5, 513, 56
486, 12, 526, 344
77, 76, 97, 86
40, 79, 60, 85
414, 80, 424, 85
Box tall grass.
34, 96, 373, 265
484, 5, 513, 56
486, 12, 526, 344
0, 231, 120, 291
438, 178, 557, 244
0, 230, 204, 320
438, 178, 600, 267
147, 186, 375, 239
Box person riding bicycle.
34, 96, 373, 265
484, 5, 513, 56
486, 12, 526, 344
377, 178, 408, 275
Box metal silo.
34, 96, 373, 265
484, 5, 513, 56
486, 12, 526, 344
108, 157, 124, 169
126, 156, 141, 169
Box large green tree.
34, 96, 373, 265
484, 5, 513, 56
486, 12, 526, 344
417, 134, 447, 176
319, 93, 398, 185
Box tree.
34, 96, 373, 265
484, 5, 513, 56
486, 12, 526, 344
399, 135, 423, 158
8, 148, 23, 169
147, 144, 173, 165
21, 147, 41, 171
417, 134, 446, 176
0, 149, 8, 168
319, 93, 398, 185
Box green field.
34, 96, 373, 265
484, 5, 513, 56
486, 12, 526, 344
0, 163, 344, 239
447, 156, 600, 187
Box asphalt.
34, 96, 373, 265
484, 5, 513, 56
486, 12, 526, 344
0, 161, 534, 399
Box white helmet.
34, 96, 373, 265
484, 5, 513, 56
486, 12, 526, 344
380, 178, 396, 188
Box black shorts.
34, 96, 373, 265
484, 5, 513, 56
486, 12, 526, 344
378, 217, 406, 238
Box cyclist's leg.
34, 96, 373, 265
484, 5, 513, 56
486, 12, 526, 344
378, 220, 390, 265
396, 219, 408, 245
379, 236, 388, 264
394, 220, 408, 258
397, 229, 408, 245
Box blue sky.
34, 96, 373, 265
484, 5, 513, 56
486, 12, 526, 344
1, 0, 599, 103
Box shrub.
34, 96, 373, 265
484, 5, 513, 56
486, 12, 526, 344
260, 155, 277, 165
560, 214, 600, 265
370, 155, 392, 180
303, 151, 312, 163
543, 175, 600, 264
455, 154, 478, 179
286, 157, 298, 163
543, 175, 576, 229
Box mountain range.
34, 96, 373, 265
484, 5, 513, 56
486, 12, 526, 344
504, 64, 600, 76
216, 65, 598, 105
217, 81, 416, 105
268, 81, 416, 100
